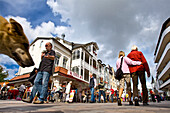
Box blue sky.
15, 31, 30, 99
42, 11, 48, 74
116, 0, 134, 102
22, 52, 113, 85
0, 0, 170, 90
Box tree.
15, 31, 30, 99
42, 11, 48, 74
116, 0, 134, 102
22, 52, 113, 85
0, 65, 9, 82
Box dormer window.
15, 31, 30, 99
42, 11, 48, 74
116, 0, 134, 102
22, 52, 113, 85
93, 46, 97, 56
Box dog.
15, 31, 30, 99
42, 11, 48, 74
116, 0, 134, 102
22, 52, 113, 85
0, 16, 34, 67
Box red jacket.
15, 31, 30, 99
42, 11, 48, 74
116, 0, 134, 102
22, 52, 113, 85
127, 50, 150, 77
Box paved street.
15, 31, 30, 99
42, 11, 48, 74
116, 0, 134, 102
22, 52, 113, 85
0, 100, 170, 113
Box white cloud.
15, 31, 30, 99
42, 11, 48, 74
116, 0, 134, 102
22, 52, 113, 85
0, 64, 18, 80
5, 16, 73, 42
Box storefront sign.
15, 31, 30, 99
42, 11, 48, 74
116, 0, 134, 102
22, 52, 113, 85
67, 71, 82, 79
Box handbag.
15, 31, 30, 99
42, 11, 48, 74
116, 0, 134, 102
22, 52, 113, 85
28, 68, 38, 85
115, 57, 123, 80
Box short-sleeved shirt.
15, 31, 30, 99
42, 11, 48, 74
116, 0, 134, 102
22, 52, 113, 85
39, 50, 55, 75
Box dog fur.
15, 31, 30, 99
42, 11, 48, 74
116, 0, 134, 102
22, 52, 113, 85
0, 16, 34, 67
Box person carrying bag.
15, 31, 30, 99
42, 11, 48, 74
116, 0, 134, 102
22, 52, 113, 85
115, 57, 123, 80
116, 51, 142, 106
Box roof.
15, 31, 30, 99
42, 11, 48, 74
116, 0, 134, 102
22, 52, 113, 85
30, 37, 71, 52
9, 74, 30, 81
0, 82, 9, 87
73, 42, 99, 50
154, 18, 170, 55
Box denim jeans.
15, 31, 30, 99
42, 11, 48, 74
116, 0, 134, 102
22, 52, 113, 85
90, 88, 95, 102
98, 90, 106, 102
30, 71, 50, 101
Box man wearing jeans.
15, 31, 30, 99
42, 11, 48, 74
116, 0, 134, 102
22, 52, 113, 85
23, 42, 55, 104
127, 45, 150, 106
89, 74, 96, 103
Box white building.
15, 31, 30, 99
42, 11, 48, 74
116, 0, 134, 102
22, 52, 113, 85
11, 37, 116, 90
154, 18, 170, 97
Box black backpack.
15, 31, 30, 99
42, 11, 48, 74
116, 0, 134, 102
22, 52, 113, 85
115, 57, 123, 80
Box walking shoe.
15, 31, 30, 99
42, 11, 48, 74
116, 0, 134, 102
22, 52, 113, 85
44, 101, 49, 104
22, 98, 32, 103
129, 101, 133, 105
134, 97, 139, 106
117, 98, 122, 106
33, 99, 44, 104
143, 102, 149, 106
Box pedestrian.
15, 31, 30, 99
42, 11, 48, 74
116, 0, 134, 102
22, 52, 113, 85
110, 88, 114, 103
98, 77, 106, 103
56, 84, 63, 100
65, 81, 72, 102
89, 73, 97, 103
19, 83, 26, 98
116, 51, 142, 106
127, 45, 150, 106
22, 42, 55, 104
150, 89, 156, 102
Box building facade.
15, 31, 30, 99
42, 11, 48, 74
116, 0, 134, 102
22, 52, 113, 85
154, 18, 170, 96
9, 37, 117, 90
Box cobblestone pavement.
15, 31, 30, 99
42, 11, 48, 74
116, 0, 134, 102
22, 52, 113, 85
0, 100, 169, 113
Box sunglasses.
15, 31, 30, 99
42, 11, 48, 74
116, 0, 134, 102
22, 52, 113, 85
45, 45, 49, 47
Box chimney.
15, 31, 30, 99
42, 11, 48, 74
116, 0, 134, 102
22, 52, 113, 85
61, 33, 65, 40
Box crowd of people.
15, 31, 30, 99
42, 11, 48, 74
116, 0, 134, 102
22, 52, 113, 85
0, 43, 165, 106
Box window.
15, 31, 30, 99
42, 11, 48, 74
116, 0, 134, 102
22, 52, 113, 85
81, 52, 84, 60
99, 66, 102, 73
86, 46, 91, 52
72, 50, 80, 60
63, 57, 68, 68
40, 41, 43, 48
81, 68, 83, 78
72, 66, 79, 74
93, 59, 97, 69
55, 52, 61, 66
84, 69, 89, 81
85, 53, 89, 64
90, 59, 92, 66
32, 44, 35, 51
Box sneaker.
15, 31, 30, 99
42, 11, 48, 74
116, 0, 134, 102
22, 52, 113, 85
143, 102, 149, 106
33, 99, 44, 104
22, 98, 32, 103
129, 101, 133, 105
117, 98, 122, 106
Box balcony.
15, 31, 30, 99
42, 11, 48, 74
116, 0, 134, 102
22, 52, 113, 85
160, 79, 170, 90
158, 61, 170, 80
156, 43, 170, 72
155, 26, 170, 63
